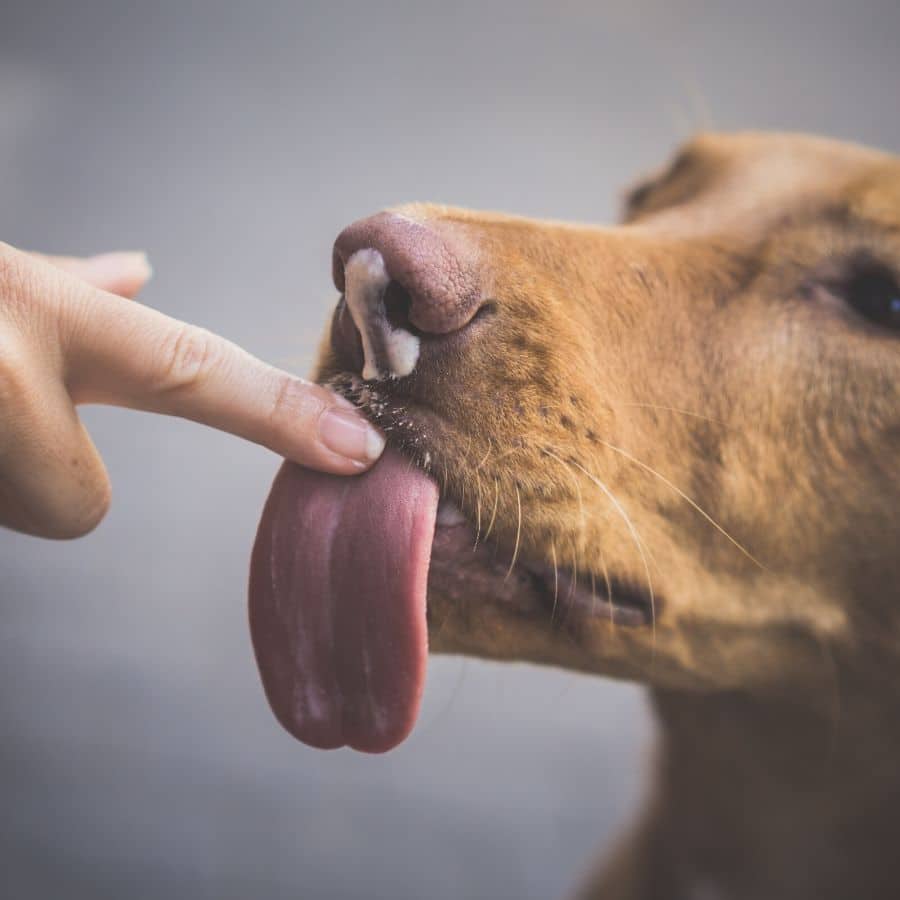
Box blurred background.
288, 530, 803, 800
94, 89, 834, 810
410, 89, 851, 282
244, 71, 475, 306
2, 1, 899, 897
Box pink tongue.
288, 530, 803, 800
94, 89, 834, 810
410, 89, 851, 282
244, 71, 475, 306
248, 449, 439, 753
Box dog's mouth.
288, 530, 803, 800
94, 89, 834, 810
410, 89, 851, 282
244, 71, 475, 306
430, 502, 653, 630
248, 383, 652, 756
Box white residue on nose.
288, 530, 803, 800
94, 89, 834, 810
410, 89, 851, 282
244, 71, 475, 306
344, 248, 420, 380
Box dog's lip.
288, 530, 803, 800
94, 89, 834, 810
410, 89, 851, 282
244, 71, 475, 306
324, 373, 443, 450
427, 514, 652, 630
520, 560, 653, 628
429, 495, 652, 629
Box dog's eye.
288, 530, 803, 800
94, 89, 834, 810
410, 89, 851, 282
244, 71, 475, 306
834, 264, 900, 331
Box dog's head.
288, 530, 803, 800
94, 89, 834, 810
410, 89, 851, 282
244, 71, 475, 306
250, 132, 900, 752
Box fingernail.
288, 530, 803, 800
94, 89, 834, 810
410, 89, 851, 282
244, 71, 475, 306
83, 251, 153, 282
319, 407, 386, 464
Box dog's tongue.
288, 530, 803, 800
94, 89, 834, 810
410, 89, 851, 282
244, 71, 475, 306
249, 449, 439, 753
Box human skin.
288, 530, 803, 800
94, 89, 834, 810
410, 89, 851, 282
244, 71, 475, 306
0, 243, 384, 539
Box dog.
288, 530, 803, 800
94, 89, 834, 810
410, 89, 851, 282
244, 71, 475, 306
249, 131, 900, 900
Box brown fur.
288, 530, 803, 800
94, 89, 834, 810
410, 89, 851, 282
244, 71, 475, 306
318, 132, 900, 899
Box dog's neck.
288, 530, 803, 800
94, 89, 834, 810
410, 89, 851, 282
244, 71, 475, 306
647, 673, 900, 900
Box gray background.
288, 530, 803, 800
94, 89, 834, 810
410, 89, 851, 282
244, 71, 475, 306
1, 2, 899, 898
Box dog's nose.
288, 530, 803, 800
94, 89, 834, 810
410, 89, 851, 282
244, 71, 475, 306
330, 212, 482, 379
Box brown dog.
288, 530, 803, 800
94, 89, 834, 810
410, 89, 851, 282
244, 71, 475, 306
250, 132, 900, 900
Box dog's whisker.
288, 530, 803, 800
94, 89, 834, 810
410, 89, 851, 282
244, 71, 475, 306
471, 445, 493, 550
595, 437, 766, 570
483, 478, 501, 544
546, 448, 589, 561
461, 432, 474, 468
473, 477, 483, 550
491, 444, 531, 464
684, 74, 715, 131
623, 402, 731, 429
598, 553, 615, 627
457, 475, 467, 526
566, 541, 579, 624
475, 443, 493, 472
542, 447, 657, 652
569, 461, 588, 545
504, 484, 523, 582
416, 659, 468, 740
550, 541, 560, 623
663, 99, 694, 141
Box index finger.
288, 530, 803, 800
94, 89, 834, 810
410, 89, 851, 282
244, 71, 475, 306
37, 256, 384, 473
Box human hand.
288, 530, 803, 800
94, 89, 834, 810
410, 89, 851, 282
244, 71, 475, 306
0, 243, 384, 539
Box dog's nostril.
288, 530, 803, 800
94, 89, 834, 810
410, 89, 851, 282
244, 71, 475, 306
382, 280, 416, 333
330, 212, 484, 380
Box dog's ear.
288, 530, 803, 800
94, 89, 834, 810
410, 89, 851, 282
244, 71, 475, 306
848, 165, 900, 228
619, 138, 719, 224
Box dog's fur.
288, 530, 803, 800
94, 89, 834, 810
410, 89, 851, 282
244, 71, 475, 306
319, 132, 900, 900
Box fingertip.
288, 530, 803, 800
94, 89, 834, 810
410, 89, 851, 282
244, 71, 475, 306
51, 251, 153, 298
365, 423, 387, 462
84, 251, 153, 298
264, 380, 384, 474
317, 404, 385, 468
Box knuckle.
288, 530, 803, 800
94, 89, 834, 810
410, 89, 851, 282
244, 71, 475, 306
269, 374, 302, 426
267, 375, 294, 434
155, 324, 220, 394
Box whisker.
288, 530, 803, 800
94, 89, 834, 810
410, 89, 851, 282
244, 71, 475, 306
685, 73, 715, 131
565, 540, 579, 624
473, 477, 483, 550
596, 438, 766, 570
568, 459, 588, 542
483, 479, 501, 543
417, 658, 468, 739
550, 541, 560, 622
491, 444, 530, 465
475, 443, 493, 472
663, 99, 694, 140
458, 475, 468, 528
624, 402, 731, 429
600, 553, 614, 625
461, 432, 474, 468
472, 445, 492, 550
504, 484, 522, 581
549, 448, 589, 553
542, 447, 657, 651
